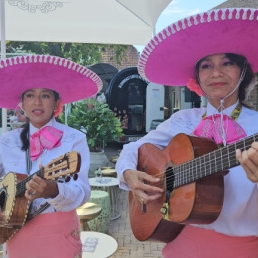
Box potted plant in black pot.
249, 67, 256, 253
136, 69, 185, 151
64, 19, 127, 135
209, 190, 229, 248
60, 98, 124, 177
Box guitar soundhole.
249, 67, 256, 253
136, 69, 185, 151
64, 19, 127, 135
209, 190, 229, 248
165, 167, 175, 193
0, 188, 7, 210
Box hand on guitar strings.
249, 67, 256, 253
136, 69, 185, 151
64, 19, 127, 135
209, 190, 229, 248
236, 141, 258, 183
25, 174, 59, 201
124, 169, 164, 204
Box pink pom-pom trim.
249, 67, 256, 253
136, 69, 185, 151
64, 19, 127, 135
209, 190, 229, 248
54, 101, 63, 117
187, 78, 205, 96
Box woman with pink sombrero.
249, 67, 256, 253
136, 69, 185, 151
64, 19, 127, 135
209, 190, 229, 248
116, 8, 258, 257
0, 55, 102, 257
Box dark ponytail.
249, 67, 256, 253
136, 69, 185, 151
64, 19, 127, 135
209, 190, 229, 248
20, 122, 30, 151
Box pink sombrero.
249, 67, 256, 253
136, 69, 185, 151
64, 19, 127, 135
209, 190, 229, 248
0, 55, 103, 108
138, 8, 258, 88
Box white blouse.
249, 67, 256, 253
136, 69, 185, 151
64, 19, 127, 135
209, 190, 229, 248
0, 118, 90, 215
116, 102, 258, 237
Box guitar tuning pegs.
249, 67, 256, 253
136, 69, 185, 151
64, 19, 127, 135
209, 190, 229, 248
65, 176, 71, 182
73, 174, 78, 180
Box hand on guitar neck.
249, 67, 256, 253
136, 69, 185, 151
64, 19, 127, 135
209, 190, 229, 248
25, 173, 59, 201
236, 141, 258, 183
124, 169, 164, 204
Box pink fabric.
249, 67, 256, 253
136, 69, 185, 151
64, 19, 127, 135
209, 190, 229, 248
138, 8, 258, 87
193, 114, 246, 145
162, 225, 258, 258
0, 55, 102, 109
30, 126, 63, 161
6, 210, 82, 258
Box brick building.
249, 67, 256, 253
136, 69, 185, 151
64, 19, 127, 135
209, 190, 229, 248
101, 45, 139, 70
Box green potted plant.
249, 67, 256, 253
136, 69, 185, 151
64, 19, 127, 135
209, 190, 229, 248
60, 98, 124, 176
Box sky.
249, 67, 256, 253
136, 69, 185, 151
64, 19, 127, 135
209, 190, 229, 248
134, 0, 226, 53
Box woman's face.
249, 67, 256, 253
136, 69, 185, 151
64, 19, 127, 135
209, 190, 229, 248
198, 53, 242, 107
21, 88, 59, 128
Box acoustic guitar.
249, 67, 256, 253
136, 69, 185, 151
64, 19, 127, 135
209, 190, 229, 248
129, 133, 256, 243
0, 151, 81, 244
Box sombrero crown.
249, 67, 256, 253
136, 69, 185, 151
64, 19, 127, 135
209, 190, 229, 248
0, 54, 103, 108
138, 8, 258, 86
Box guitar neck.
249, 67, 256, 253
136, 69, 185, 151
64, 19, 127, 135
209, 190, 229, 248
16, 169, 43, 196
174, 134, 258, 187
14, 151, 80, 196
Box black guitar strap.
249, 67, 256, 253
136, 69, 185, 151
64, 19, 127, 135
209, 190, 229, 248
27, 202, 51, 221
26, 147, 31, 175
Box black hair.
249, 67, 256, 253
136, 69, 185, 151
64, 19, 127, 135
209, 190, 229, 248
20, 90, 60, 102
195, 53, 254, 106
20, 90, 60, 151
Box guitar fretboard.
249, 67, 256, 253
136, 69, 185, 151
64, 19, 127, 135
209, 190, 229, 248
16, 169, 44, 196
172, 134, 258, 187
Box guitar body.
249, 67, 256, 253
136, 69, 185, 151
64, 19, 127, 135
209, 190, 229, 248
0, 151, 81, 244
129, 133, 225, 242
0, 173, 30, 244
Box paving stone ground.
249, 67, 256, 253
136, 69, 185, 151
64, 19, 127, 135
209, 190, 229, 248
108, 189, 165, 258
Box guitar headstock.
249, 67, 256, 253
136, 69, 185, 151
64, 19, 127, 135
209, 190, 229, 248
43, 151, 81, 181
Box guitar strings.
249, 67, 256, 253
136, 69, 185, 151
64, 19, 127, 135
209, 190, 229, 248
148, 135, 256, 190
0, 153, 79, 215
0, 171, 42, 209
164, 146, 236, 186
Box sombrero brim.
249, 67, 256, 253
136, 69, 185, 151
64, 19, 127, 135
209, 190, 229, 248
0, 55, 103, 108
138, 8, 258, 86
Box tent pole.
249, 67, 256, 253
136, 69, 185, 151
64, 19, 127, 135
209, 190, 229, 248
0, 0, 7, 135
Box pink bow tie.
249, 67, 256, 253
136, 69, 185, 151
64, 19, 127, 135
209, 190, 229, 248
30, 126, 63, 161
193, 114, 246, 145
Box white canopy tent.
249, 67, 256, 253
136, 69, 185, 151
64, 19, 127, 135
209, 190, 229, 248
0, 0, 172, 133
1, 0, 172, 45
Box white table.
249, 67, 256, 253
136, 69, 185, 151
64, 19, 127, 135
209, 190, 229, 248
81, 231, 118, 258
89, 177, 121, 220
